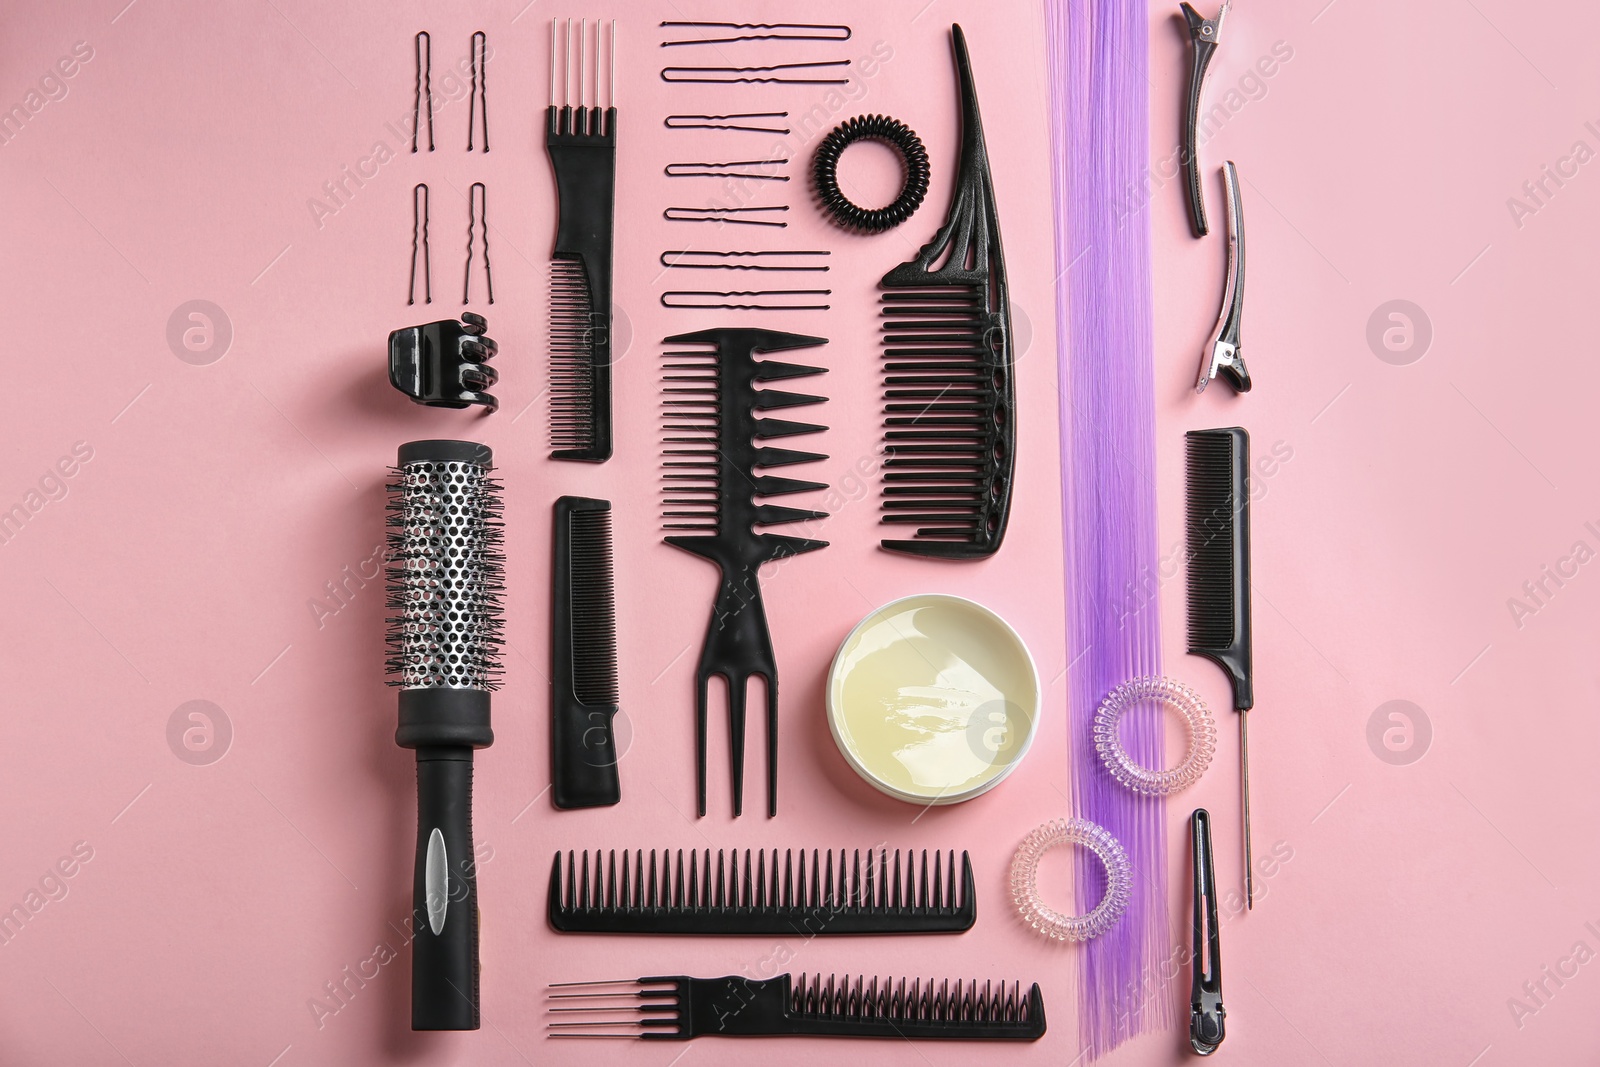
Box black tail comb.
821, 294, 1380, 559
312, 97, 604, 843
548, 972, 1045, 1040
1184, 427, 1252, 710
551, 496, 621, 809
877, 24, 1014, 560
661, 327, 829, 818
549, 848, 975, 934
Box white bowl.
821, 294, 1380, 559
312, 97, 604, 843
825, 594, 1040, 805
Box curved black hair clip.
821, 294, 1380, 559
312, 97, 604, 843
388, 312, 499, 413
1195, 161, 1249, 394
1179, 2, 1229, 237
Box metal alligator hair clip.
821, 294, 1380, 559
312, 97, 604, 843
1190, 809, 1226, 1056
1180, 1, 1229, 237
1196, 161, 1250, 394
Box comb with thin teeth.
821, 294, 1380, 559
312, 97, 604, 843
548, 847, 975, 934
878, 24, 1014, 560
660, 327, 829, 818
547, 972, 1046, 1040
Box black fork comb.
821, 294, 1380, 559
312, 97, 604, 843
878, 24, 1014, 560
660, 327, 829, 818
547, 18, 617, 461
548, 972, 1046, 1040
548, 848, 975, 934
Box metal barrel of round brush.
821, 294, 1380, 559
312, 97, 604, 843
386, 439, 503, 1031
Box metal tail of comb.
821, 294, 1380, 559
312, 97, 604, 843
878, 24, 1014, 560
548, 848, 975, 934
547, 18, 617, 461
660, 327, 829, 818
548, 972, 1045, 1040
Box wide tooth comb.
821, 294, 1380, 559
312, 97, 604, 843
660, 328, 830, 818
549, 848, 976, 933
876, 25, 1013, 561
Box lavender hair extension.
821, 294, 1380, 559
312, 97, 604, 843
1046, 0, 1172, 1056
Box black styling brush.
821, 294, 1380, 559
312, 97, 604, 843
878, 24, 1014, 560
386, 440, 504, 1030
1185, 427, 1255, 909
551, 496, 621, 809
660, 327, 829, 818
547, 18, 617, 461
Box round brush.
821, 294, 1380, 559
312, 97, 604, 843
385, 439, 503, 1031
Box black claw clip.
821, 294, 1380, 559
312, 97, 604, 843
1189, 808, 1226, 1055
387, 312, 499, 413
1180, 2, 1229, 238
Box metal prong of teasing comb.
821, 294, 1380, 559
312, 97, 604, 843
1196, 161, 1249, 394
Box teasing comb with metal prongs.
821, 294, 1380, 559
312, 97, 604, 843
548, 847, 975, 934
548, 972, 1046, 1040
385, 440, 504, 1030
547, 18, 617, 461
878, 25, 1014, 560
660, 327, 829, 818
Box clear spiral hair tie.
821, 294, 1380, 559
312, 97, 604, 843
1093, 676, 1216, 796
1010, 817, 1131, 942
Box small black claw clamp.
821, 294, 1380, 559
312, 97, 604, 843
387, 312, 499, 412
1180, 1, 1229, 238
1190, 809, 1226, 1055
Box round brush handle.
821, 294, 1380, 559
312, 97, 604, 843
411, 748, 480, 1031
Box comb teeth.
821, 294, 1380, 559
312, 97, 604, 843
1185, 430, 1242, 650
790, 974, 1034, 1025
549, 258, 604, 453
549, 848, 975, 934
567, 507, 618, 705
383, 453, 505, 690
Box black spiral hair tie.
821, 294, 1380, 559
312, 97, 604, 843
812, 114, 930, 233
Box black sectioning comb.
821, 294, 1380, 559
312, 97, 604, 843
1185, 427, 1255, 908
547, 18, 617, 461
548, 972, 1045, 1040
548, 848, 975, 934
551, 496, 621, 809
660, 327, 829, 818
878, 24, 1014, 560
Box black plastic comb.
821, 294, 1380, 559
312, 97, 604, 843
551, 497, 620, 809
548, 848, 975, 934
546, 19, 616, 461
548, 972, 1046, 1040
878, 24, 1014, 560
1185, 426, 1256, 908
660, 327, 829, 818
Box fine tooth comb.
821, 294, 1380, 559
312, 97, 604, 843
548, 848, 975, 934
548, 972, 1046, 1040
878, 24, 1014, 560
1185, 427, 1255, 907
551, 496, 621, 809
547, 17, 617, 461
660, 327, 829, 818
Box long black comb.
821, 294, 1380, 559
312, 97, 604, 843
878, 24, 1014, 560
1185, 426, 1255, 908
551, 496, 621, 809
548, 972, 1045, 1040
548, 848, 975, 934
661, 327, 829, 818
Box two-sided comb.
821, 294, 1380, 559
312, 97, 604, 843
547, 17, 617, 461
660, 328, 829, 818
878, 25, 1014, 560
548, 972, 1045, 1040
548, 848, 975, 934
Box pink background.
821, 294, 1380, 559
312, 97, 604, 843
1, 0, 1596, 1063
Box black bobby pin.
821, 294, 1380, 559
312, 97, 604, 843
663, 205, 788, 227
665, 112, 792, 135
659, 21, 852, 46
658, 250, 829, 272
664, 159, 789, 181
661, 61, 850, 85
468, 30, 489, 152
409, 183, 431, 305
464, 182, 493, 306
412, 31, 434, 152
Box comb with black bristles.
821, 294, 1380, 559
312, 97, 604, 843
551, 496, 621, 809
548, 847, 975, 934
1185, 426, 1255, 908
878, 24, 1014, 560
548, 971, 1046, 1040
660, 327, 829, 818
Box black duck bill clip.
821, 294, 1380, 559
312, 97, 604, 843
1180, 1, 1229, 238
1189, 809, 1226, 1055
1196, 161, 1249, 394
